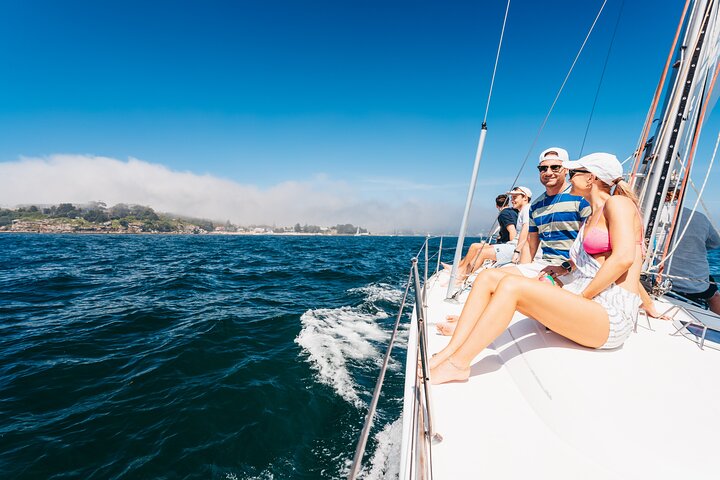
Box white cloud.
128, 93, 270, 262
0, 155, 497, 233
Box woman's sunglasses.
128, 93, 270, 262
536, 165, 563, 173
568, 169, 591, 179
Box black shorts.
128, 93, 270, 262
676, 275, 718, 302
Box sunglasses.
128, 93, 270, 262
568, 169, 591, 179
537, 165, 564, 173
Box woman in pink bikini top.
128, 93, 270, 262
429, 153, 664, 385
582, 203, 644, 256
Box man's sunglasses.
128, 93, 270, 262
537, 165, 564, 173
568, 169, 591, 179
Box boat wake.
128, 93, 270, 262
348, 283, 405, 305
359, 418, 402, 480
295, 283, 405, 407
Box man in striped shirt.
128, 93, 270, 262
510, 147, 591, 280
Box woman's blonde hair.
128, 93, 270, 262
612, 178, 639, 206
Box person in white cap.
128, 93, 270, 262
436, 147, 590, 335
508, 186, 532, 264
442, 194, 519, 282
471, 186, 532, 271
518, 146, 592, 280
429, 152, 656, 384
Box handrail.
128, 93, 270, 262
348, 236, 444, 479
347, 266, 414, 480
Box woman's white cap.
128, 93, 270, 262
507, 186, 532, 198
563, 152, 623, 186
538, 147, 569, 164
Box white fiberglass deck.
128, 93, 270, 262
400, 272, 720, 479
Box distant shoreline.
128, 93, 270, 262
0, 229, 452, 238
0, 230, 412, 237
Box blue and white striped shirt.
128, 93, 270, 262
528, 186, 591, 263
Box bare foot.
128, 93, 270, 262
430, 358, 470, 385
417, 353, 438, 378
436, 322, 456, 336
429, 349, 453, 370
441, 262, 452, 270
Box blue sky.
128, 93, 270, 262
1, 0, 717, 232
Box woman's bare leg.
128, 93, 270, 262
431, 269, 510, 364
431, 275, 610, 384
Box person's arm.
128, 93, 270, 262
512, 223, 530, 263
506, 224, 517, 242
707, 222, 720, 250
528, 206, 539, 258
580, 197, 637, 299
638, 282, 669, 319
528, 231, 539, 259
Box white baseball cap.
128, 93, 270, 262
562, 152, 623, 186
539, 147, 569, 164
507, 186, 532, 198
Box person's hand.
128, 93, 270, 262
539, 265, 566, 279
641, 304, 671, 320
511, 251, 520, 264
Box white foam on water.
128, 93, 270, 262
296, 306, 389, 407
349, 283, 404, 305
360, 418, 403, 480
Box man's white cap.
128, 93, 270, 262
563, 152, 623, 186
539, 147, 569, 164
507, 186, 532, 198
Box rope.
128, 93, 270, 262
630, 0, 693, 182
483, 0, 511, 123
689, 177, 720, 234
649, 272, 719, 286
507, 0, 608, 191
651, 130, 720, 271
580, 0, 625, 156
656, 46, 720, 270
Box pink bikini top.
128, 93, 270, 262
582, 203, 644, 255
583, 226, 612, 255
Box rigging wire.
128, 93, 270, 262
483, 0, 511, 123
579, 0, 625, 156
460, 0, 609, 278
689, 177, 720, 233
507, 0, 608, 190
447, 0, 511, 293
630, 0, 693, 182
649, 130, 720, 271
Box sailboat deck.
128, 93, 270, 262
401, 272, 720, 479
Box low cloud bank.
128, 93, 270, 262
0, 155, 497, 234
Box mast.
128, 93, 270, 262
631, 0, 720, 285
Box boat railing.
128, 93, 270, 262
348, 236, 444, 480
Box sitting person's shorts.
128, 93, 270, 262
675, 275, 718, 302
492, 243, 516, 266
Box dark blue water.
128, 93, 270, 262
1, 234, 718, 480
0, 234, 445, 480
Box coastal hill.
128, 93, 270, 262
0, 203, 369, 235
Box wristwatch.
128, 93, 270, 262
560, 260, 572, 273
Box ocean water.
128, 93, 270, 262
0, 234, 441, 480
1, 234, 718, 480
